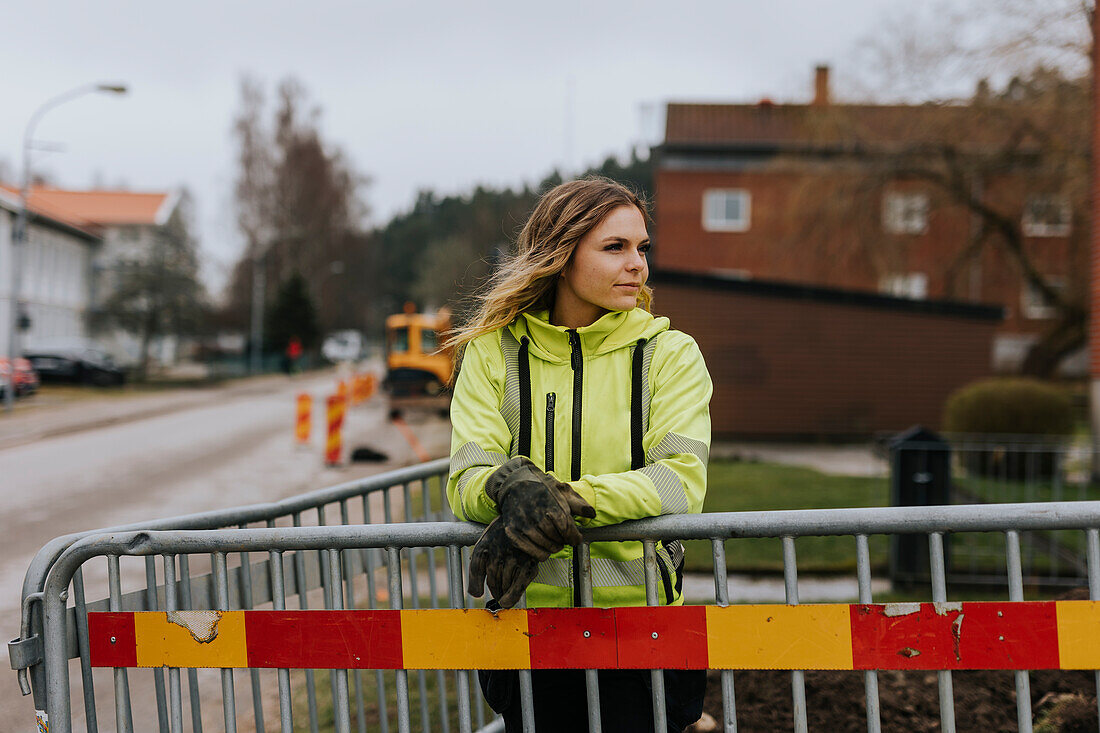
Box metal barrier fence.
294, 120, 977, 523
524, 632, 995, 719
24, 499, 1100, 733
890, 433, 1097, 586
9, 457, 457, 730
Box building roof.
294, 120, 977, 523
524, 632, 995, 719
0, 185, 178, 228
0, 188, 101, 240
663, 102, 1033, 153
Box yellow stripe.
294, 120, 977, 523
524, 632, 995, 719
706, 604, 854, 670
1056, 600, 1100, 669
134, 611, 248, 668
401, 609, 530, 669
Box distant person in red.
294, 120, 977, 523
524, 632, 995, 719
285, 336, 303, 374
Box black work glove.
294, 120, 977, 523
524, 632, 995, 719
467, 517, 540, 609
485, 456, 596, 561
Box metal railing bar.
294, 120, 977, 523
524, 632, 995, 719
402, 482, 432, 733
292, 512, 320, 733
71, 567, 98, 733
643, 540, 667, 733
387, 547, 412, 733
1086, 528, 1100, 726
178, 553, 203, 733
446, 545, 473, 733
145, 555, 170, 733
237, 531, 265, 733
1005, 531, 1033, 733
163, 555, 185, 733
268, 546, 293, 733
363, 490, 390, 733
338, 500, 369, 733
711, 539, 736, 733
107, 555, 134, 733
855, 534, 880, 733
579, 542, 602, 733
213, 552, 237, 733
783, 537, 808, 733
930, 533, 956, 733
22, 459, 451, 618
328, 549, 353, 733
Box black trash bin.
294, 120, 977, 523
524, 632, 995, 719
889, 426, 952, 585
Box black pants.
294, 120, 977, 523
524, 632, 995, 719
479, 668, 706, 732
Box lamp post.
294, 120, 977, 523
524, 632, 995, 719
4, 82, 127, 412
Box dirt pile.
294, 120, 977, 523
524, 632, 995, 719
701, 668, 1096, 731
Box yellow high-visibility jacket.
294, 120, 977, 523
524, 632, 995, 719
448, 307, 712, 608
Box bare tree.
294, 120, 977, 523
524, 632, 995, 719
790, 0, 1092, 376
224, 75, 372, 342
93, 191, 209, 377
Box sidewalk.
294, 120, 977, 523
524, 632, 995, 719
711, 441, 888, 477
0, 371, 330, 451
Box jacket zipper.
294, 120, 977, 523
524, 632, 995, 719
544, 393, 556, 473
568, 330, 583, 482
568, 330, 583, 606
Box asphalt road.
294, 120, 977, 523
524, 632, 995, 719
0, 371, 452, 729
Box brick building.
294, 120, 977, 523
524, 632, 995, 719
654, 66, 1078, 374
652, 270, 1002, 438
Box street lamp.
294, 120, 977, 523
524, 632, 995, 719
4, 82, 128, 412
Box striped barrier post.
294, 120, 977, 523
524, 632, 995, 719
325, 395, 346, 467
295, 393, 311, 444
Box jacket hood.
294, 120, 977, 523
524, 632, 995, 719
507, 308, 669, 364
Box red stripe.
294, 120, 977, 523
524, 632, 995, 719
88, 612, 136, 668
527, 608, 617, 669
244, 610, 403, 669
850, 602, 1060, 670
615, 606, 708, 669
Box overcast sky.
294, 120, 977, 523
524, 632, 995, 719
1, 0, 935, 294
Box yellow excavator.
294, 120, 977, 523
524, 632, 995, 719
383, 304, 454, 414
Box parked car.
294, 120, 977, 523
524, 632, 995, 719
0, 357, 39, 398
24, 346, 127, 386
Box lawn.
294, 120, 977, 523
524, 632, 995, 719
682, 460, 891, 574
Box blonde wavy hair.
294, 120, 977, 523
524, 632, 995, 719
448, 176, 652, 357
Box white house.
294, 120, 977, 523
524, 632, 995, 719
0, 185, 181, 365
0, 188, 101, 360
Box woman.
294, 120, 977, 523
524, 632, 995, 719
446, 177, 712, 732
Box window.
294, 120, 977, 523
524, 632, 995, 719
421, 329, 438, 353
1022, 195, 1071, 237
1022, 278, 1064, 320
879, 272, 928, 300
389, 326, 408, 354
882, 192, 929, 235
702, 189, 751, 232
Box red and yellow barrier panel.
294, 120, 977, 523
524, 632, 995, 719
325, 395, 346, 466
295, 393, 312, 444
87, 601, 1100, 671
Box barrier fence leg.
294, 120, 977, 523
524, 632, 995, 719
213, 552, 238, 733
107, 555, 135, 733
177, 554, 204, 733
643, 541, 668, 733
163, 555, 185, 733
387, 547, 412, 733
929, 533, 956, 733
145, 556, 171, 733
711, 539, 737, 733
1085, 529, 1100, 726
782, 537, 808, 733
446, 545, 473, 733
1005, 531, 1033, 733
855, 535, 881, 733
579, 542, 602, 733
